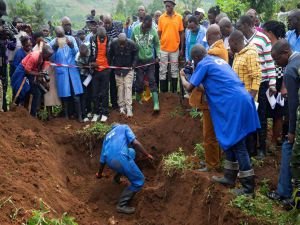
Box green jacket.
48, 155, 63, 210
131, 24, 160, 62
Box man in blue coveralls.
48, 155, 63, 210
96, 123, 154, 214
180, 44, 260, 196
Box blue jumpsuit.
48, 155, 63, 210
100, 124, 145, 192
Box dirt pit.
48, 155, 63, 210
0, 93, 279, 225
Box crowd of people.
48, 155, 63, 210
2, 0, 300, 214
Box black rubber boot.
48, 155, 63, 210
116, 188, 136, 214
212, 160, 239, 187
231, 170, 255, 196
171, 78, 178, 93
63, 100, 69, 120
160, 80, 168, 93
74, 99, 83, 123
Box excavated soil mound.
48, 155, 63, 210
0, 93, 279, 225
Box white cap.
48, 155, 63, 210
195, 8, 205, 15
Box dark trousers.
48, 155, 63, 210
110, 70, 118, 109
0, 65, 7, 111
93, 69, 110, 116
80, 75, 93, 118
29, 82, 43, 117
257, 81, 269, 153
225, 138, 252, 172
246, 132, 257, 157
155, 62, 160, 90
135, 62, 157, 94
9, 63, 16, 78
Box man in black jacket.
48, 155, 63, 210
271, 39, 300, 208
109, 33, 138, 117
103, 15, 124, 110
89, 27, 111, 122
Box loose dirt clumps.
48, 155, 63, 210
0, 94, 279, 225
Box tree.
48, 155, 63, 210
181, 0, 201, 12
217, 0, 248, 22
243, 0, 276, 20
115, 0, 125, 15
7, 0, 46, 30
148, 0, 164, 14
32, 0, 46, 30
125, 0, 143, 17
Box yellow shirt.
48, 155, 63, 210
233, 44, 261, 92
158, 12, 184, 52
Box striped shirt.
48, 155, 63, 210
245, 31, 276, 86
106, 21, 123, 39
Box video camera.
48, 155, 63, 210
37, 71, 50, 94
0, 20, 17, 40
183, 64, 194, 81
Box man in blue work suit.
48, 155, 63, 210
180, 44, 260, 196
96, 123, 154, 214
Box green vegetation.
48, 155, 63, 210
25, 211, 78, 225
76, 122, 111, 156
230, 180, 300, 225
78, 122, 111, 137
162, 148, 193, 176
251, 157, 265, 168
37, 109, 49, 121
7, 0, 300, 30
194, 143, 205, 161
189, 108, 203, 119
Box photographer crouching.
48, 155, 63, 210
0, 0, 17, 111
11, 45, 53, 117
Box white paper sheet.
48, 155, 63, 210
83, 74, 92, 87
266, 89, 276, 109
276, 93, 285, 107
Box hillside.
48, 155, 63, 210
15, 0, 214, 28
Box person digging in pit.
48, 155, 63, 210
180, 44, 260, 196
96, 123, 154, 214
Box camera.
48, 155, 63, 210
16, 23, 31, 32
183, 64, 194, 81
0, 20, 17, 40
37, 71, 50, 93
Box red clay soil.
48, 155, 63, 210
0, 93, 279, 225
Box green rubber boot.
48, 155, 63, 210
152, 92, 160, 111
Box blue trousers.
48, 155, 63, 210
277, 141, 293, 198
107, 148, 145, 192
225, 138, 252, 171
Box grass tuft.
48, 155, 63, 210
230, 181, 300, 225
162, 148, 193, 176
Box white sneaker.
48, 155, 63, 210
100, 115, 108, 122
83, 117, 90, 123
120, 107, 126, 115
91, 114, 100, 122
87, 112, 92, 118
126, 109, 133, 117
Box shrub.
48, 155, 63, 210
162, 148, 193, 176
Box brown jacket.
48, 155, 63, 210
189, 39, 229, 109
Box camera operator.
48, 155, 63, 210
11, 45, 53, 117
8, 17, 28, 77
0, 0, 17, 111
